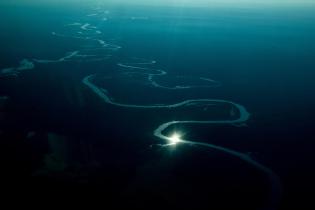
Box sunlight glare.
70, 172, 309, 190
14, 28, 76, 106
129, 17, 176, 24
168, 132, 182, 144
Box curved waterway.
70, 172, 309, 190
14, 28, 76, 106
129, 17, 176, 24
83, 60, 281, 210
1, 4, 282, 209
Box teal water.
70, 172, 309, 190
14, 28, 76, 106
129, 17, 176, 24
0, 3, 314, 209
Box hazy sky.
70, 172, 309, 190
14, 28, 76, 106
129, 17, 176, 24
3, 0, 315, 7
